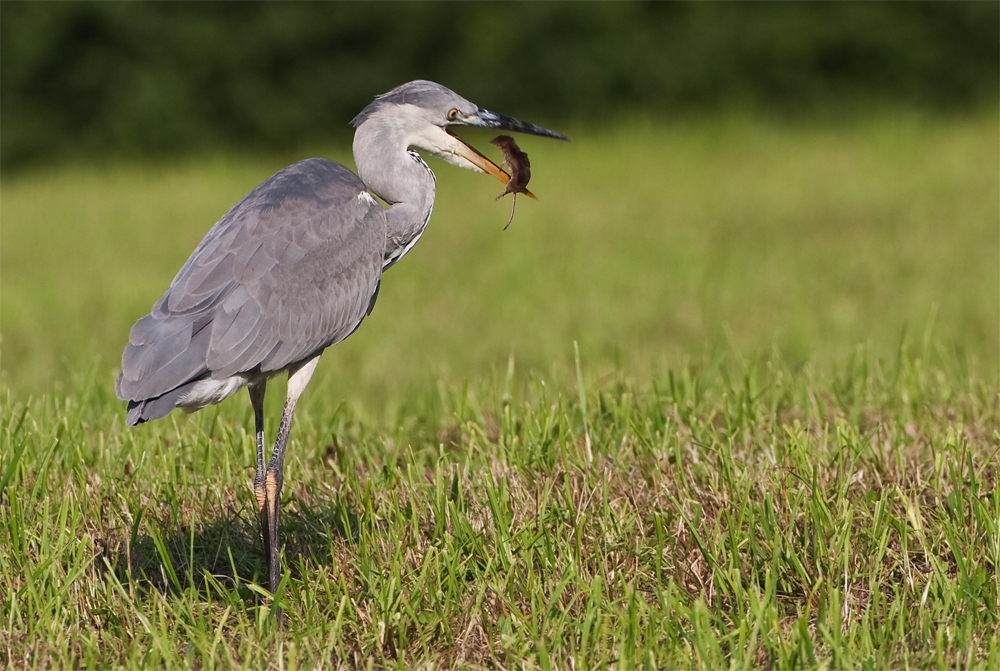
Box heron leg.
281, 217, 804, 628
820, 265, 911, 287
263, 356, 320, 606
248, 382, 270, 576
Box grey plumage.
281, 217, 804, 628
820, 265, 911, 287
117, 159, 382, 422
350, 79, 452, 128
116, 80, 568, 611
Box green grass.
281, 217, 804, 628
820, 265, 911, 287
1, 111, 998, 668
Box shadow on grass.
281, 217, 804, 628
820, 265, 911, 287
108, 493, 360, 604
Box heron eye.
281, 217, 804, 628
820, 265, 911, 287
446, 108, 460, 121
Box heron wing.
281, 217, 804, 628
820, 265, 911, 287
117, 158, 385, 402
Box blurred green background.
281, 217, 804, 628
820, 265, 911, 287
3, 2, 997, 171
1, 2, 998, 404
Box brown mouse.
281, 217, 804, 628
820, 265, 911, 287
491, 135, 531, 229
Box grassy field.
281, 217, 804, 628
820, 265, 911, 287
1, 111, 998, 669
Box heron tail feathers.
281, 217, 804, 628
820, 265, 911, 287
124, 381, 198, 426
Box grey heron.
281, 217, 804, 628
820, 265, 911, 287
115, 80, 568, 608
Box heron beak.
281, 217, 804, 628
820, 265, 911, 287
465, 109, 570, 142
444, 109, 569, 199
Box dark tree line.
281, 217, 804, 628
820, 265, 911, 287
2, 2, 996, 171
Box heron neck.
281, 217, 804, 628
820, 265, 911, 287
353, 122, 436, 268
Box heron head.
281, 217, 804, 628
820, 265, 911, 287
352, 80, 568, 196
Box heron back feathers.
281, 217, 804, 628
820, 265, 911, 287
117, 158, 385, 421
